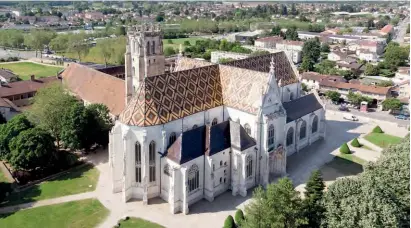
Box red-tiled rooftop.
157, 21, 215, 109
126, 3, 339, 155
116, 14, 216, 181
0, 76, 59, 97
380, 24, 393, 34
319, 80, 392, 95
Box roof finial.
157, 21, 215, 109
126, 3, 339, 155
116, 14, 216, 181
269, 56, 275, 73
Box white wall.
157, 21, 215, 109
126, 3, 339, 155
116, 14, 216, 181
224, 107, 258, 138
210, 148, 231, 197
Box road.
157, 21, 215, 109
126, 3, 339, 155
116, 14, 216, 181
393, 16, 409, 44
326, 104, 409, 126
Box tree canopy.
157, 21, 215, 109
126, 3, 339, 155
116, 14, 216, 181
382, 98, 402, 111
0, 114, 33, 160
384, 42, 410, 69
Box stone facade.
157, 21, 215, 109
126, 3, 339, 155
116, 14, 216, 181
109, 26, 326, 215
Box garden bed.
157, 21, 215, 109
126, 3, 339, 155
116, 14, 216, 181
364, 133, 402, 149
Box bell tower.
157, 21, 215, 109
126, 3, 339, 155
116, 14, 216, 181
125, 24, 165, 104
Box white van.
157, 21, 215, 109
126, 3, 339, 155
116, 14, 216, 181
343, 114, 359, 121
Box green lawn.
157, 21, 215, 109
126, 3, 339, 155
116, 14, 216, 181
1, 164, 99, 207
118, 217, 164, 228
0, 199, 109, 228
163, 37, 205, 50
337, 153, 366, 166
364, 133, 402, 149
0, 62, 63, 80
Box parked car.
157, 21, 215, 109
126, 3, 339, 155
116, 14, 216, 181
343, 114, 359, 121
395, 115, 409, 120
339, 106, 350, 112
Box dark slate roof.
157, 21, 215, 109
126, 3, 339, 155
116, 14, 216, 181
167, 126, 206, 164
209, 121, 231, 156
283, 94, 323, 123
239, 125, 256, 150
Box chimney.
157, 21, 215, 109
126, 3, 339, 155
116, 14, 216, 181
30, 75, 35, 81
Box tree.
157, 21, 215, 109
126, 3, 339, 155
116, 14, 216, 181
85, 104, 113, 148
250, 50, 270, 56
339, 143, 351, 154
183, 40, 191, 46
302, 39, 321, 63
271, 25, 282, 36
300, 56, 315, 72
224, 215, 236, 228
244, 178, 307, 228
218, 58, 235, 64
302, 170, 325, 228
0, 114, 33, 160
235, 209, 245, 227
320, 43, 330, 53
67, 33, 89, 62
372, 126, 384, 133
61, 102, 91, 151
301, 83, 309, 92
347, 92, 371, 107
115, 26, 126, 36
9, 127, 55, 170
155, 12, 165, 22
382, 98, 402, 111
351, 138, 361, 147
96, 39, 114, 66
377, 80, 394, 87
285, 26, 298, 41
364, 63, 380, 76
314, 60, 336, 74
384, 42, 410, 68
164, 46, 176, 57
49, 34, 69, 53
27, 83, 77, 148
24, 30, 56, 58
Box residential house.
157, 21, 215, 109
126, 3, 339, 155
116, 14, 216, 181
297, 31, 322, 40
0, 97, 19, 120
394, 67, 410, 83
358, 40, 386, 55
380, 24, 394, 36
319, 79, 393, 104
84, 12, 104, 20
254, 36, 283, 49
0, 69, 18, 83
0, 75, 59, 107
357, 49, 378, 62
328, 51, 348, 61
335, 58, 365, 74
301, 72, 346, 90
275, 40, 304, 63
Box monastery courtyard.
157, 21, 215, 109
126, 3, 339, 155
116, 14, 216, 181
1, 111, 408, 228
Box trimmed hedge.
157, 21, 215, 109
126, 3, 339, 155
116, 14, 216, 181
235, 209, 245, 227
224, 215, 236, 228
372, 126, 384, 133
351, 138, 361, 148
340, 143, 351, 154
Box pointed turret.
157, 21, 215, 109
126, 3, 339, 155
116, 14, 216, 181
268, 56, 281, 99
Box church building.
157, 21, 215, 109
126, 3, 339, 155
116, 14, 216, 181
69, 24, 326, 215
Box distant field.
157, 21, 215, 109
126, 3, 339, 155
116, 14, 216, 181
272, 18, 325, 30
163, 37, 205, 51
0, 62, 63, 80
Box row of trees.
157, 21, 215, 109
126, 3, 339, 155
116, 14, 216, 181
183, 39, 252, 60
233, 135, 409, 227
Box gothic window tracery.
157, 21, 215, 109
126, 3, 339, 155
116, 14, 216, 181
135, 142, 142, 183
268, 124, 275, 148
188, 164, 199, 193
169, 132, 176, 147
286, 127, 294, 146
244, 123, 251, 136
149, 141, 156, 182
300, 120, 307, 139
312, 116, 318, 133
246, 155, 253, 178
212, 118, 218, 126
152, 41, 155, 54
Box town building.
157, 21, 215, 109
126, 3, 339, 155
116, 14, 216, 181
380, 24, 394, 36
301, 72, 346, 90
0, 97, 19, 120
86, 25, 326, 215
275, 40, 303, 63
254, 36, 284, 49
0, 68, 18, 83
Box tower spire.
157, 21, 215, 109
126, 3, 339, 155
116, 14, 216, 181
269, 56, 275, 73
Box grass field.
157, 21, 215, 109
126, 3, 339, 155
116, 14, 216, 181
364, 133, 402, 149
0, 199, 109, 228
117, 217, 164, 228
163, 37, 205, 50
337, 153, 366, 166
1, 164, 99, 207
272, 18, 325, 30
0, 62, 63, 80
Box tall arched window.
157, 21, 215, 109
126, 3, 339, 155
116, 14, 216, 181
135, 142, 142, 183
188, 164, 199, 193
268, 124, 275, 148
169, 132, 176, 147
286, 127, 294, 146
152, 41, 155, 54
299, 120, 307, 139
164, 164, 171, 176
146, 41, 150, 55
192, 124, 198, 129
290, 92, 294, 101
212, 118, 218, 126
312, 116, 318, 133
246, 155, 253, 178
244, 123, 251, 135
149, 141, 156, 182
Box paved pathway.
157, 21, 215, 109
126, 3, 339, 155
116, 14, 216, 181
0, 111, 408, 228
0, 191, 96, 214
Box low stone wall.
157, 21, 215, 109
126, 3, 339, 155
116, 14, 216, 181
0, 161, 17, 187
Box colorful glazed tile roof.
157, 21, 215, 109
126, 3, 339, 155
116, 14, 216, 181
120, 52, 298, 127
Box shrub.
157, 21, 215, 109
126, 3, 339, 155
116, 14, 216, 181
351, 138, 361, 148
235, 209, 245, 226
224, 215, 235, 228
167, 39, 173, 44
340, 143, 351, 154
372, 126, 384, 133
183, 40, 191, 46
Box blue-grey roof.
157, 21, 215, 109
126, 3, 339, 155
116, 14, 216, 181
283, 94, 323, 123
239, 125, 256, 151
179, 126, 206, 164
209, 121, 231, 156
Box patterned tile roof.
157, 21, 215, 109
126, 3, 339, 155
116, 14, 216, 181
222, 52, 298, 86
120, 52, 298, 127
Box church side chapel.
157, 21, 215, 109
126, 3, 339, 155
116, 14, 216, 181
108, 24, 326, 214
